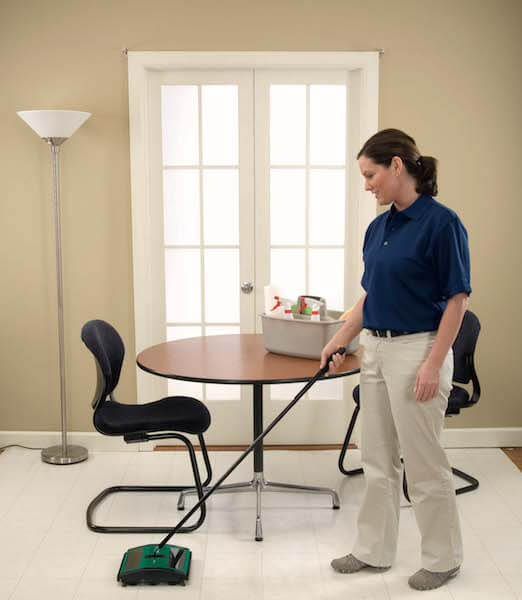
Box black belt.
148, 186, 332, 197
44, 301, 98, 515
368, 329, 415, 338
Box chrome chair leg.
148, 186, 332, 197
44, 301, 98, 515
87, 433, 207, 533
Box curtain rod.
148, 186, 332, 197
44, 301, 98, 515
121, 48, 385, 56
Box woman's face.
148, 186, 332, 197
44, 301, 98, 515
358, 155, 399, 206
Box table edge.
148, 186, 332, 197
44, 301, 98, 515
136, 358, 360, 385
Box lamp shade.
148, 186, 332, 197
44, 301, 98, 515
17, 110, 91, 139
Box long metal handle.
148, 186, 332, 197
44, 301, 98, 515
156, 346, 346, 551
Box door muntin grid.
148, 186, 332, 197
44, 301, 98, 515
162, 83, 241, 401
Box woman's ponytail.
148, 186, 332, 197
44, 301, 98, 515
416, 155, 438, 196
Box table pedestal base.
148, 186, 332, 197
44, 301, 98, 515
177, 472, 340, 541
175, 382, 342, 540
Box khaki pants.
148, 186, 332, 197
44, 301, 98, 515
351, 330, 463, 572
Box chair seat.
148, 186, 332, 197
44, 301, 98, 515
94, 396, 211, 436
446, 385, 470, 415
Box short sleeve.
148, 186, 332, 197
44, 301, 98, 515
434, 217, 472, 300
362, 223, 372, 254
360, 223, 373, 291
361, 269, 369, 291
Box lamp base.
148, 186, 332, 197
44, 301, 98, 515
41, 444, 88, 465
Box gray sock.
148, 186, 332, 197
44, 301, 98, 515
408, 566, 460, 590
331, 554, 390, 574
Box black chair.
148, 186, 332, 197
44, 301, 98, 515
81, 319, 212, 533
338, 310, 481, 500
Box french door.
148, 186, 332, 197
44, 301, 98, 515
130, 54, 378, 445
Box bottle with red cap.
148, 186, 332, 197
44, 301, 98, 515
311, 300, 320, 322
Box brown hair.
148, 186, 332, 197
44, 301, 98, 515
357, 128, 438, 196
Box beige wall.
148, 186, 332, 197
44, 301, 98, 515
1, 0, 521, 433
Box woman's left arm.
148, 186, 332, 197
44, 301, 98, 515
415, 292, 469, 403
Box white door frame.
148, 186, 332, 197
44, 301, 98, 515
128, 52, 379, 436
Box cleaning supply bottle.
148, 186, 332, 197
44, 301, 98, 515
270, 295, 283, 317
264, 284, 281, 314
283, 300, 294, 319
311, 300, 320, 321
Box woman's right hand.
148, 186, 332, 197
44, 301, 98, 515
320, 339, 347, 375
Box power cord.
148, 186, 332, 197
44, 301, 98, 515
0, 444, 43, 452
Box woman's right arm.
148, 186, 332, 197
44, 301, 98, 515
320, 294, 366, 373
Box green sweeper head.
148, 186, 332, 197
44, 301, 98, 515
118, 544, 191, 586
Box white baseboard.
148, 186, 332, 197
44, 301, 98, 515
441, 428, 522, 448
1, 428, 521, 452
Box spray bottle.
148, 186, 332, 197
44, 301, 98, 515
310, 300, 321, 322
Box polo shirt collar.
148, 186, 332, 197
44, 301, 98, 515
389, 194, 432, 221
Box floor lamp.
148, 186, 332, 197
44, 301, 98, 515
17, 110, 91, 465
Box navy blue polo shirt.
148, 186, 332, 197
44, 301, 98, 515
361, 194, 471, 332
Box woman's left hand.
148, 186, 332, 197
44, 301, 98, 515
415, 360, 440, 403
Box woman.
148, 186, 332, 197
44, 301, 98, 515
320, 129, 471, 591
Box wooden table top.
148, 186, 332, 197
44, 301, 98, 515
137, 333, 361, 385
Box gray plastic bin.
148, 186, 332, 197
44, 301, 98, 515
261, 310, 359, 359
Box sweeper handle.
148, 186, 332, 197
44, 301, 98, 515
154, 346, 347, 553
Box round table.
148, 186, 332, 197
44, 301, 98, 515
137, 333, 360, 540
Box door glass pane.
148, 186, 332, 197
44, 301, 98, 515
308, 377, 342, 400
203, 169, 239, 245
202, 85, 238, 166
167, 326, 202, 340
205, 325, 241, 400
166, 326, 203, 398
271, 378, 342, 401
161, 85, 199, 166
167, 378, 203, 399
270, 85, 306, 165
204, 249, 240, 323
164, 170, 200, 245
270, 248, 306, 300
309, 85, 346, 165
270, 381, 303, 401
270, 169, 306, 245
206, 382, 241, 400
205, 325, 241, 336
165, 249, 201, 322
309, 248, 344, 311
309, 169, 345, 245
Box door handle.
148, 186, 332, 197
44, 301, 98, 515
241, 281, 254, 294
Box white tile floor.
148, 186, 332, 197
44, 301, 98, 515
0, 447, 520, 599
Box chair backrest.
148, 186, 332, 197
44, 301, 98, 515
452, 310, 481, 384
81, 319, 125, 409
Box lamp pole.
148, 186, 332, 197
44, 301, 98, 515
52, 140, 67, 457
41, 136, 88, 465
